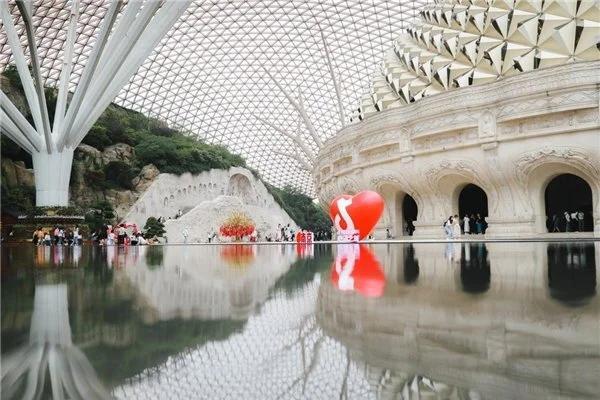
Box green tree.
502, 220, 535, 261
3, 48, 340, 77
85, 201, 115, 231
143, 217, 165, 238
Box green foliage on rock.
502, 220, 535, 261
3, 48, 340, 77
266, 184, 332, 233
104, 161, 138, 190
0, 183, 35, 212
85, 201, 116, 231
143, 217, 165, 238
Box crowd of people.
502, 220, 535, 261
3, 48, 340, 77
547, 211, 587, 232
89, 224, 160, 246
444, 213, 487, 239
262, 224, 323, 242
32, 226, 82, 246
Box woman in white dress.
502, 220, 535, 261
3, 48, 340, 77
452, 215, 461, 238
463, 214, 470, 234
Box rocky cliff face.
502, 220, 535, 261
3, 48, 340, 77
2, 143, 159, 219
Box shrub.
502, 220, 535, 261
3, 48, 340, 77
85, 201, 115, 231
143, 217, 165, 238
84, 169, 109, 190
82, 125, 112, 150
1, 184, 35, 212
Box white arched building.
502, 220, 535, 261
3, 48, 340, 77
315, 1, 600, 237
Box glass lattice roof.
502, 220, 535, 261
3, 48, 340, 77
0, 0, 431, 194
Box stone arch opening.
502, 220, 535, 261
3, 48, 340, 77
379, 185, 418, 237
544, 173, 593, 232
456, 184, 489, 234
401, 194, 418, 236
458, 184, 488, 218
227, 173, 255, 204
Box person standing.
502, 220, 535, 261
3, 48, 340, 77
452, 215, 461, 239
578, 211, 585, 231
475, 214, 483, 234
564, 211, 571, 232
182, 227, 189, 243
444, 216, 454, 239
386, 228, 392, 239
551, 214, 560, 232
32, 228, 39, 245
463, 214, 470, 234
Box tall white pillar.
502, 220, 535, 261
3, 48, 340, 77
32, 148, 74, 207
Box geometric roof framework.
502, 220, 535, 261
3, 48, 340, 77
0, 0, 432, 195
354, 0, 600, 121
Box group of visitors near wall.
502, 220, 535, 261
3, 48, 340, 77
548, 211, 586, 233
90, 224, 159, 246
264, 224, 309, 242
32, 226, 82, 246
444, 214, 487, 239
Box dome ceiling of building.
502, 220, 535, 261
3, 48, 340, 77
355, 0, 600, 120
0, 0, 431, 195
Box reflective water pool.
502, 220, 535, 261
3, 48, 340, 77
1, 242, 599, 399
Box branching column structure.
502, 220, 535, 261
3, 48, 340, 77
0, 0, 190, 206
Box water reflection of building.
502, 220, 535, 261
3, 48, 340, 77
318, 242, 600, 399
119, 245, 297, 322
1, 284, 109, 399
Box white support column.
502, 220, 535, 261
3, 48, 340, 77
16, 0, 54, 151
0, 1, 48, 151
56, 0, 122, 150
318, 22, 346, 128
32, 149, 75, 207
53, 0, 80, 134
263, 68, 322, 148
255, 115, 315, 162
0, 91, 43, 151
69, 0, 191, 147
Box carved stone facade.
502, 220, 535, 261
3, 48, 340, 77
314, 62, 600, 237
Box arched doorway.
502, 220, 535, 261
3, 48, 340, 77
394, 193, 418, 236
458, 184, 488, 234
402, 194, 417, 236
544, 174, 593, 232
227, 174, 254, 204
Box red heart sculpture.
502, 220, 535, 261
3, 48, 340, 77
330, 244, 386, 297
329, 191, 384, 240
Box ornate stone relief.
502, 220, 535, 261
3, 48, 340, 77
515, 148, 600, 192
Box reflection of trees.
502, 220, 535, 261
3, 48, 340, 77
271, 244, 332, 296
460, 243, 490, 294
547, 243, 596, 304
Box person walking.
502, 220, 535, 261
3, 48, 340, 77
463, 214, 470, 234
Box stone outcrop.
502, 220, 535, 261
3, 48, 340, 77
1, 158, 34, 187
102, 143, 135, 165
132, 164, 160, 192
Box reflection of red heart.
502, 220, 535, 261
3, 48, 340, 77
330, 244, 386, 297
329, 191, 384, 239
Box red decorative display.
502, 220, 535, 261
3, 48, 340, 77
330, 244, 386, 297
329, 191, 384, 240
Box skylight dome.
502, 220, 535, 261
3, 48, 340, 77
0, 0, 431, 195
